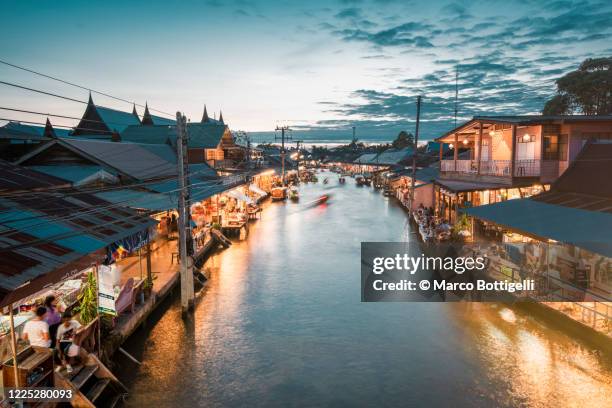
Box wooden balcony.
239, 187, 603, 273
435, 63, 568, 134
441, 159, 541, 178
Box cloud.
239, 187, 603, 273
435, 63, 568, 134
335, 7, 362, 19
333, 21, 436, 47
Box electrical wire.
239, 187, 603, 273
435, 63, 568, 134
0, 59, 176, 118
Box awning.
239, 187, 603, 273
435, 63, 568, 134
249, 184, 267, 197
226, 189, 254, 204
462, 199, 612, 258
436, 179, 509, 193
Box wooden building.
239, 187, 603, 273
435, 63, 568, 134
433, 115, 612, 223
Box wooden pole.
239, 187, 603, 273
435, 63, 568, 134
510, 125, 517, 178
477, 123, 483, 175
146, 241, 152, 288
8, 303, 20, 388
453, 133, 458, 171
410, 96, 421, 213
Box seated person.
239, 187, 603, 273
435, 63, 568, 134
22, 306, 51, 348
55, 311, 82, 373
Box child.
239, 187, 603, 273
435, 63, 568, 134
56, 311, 82, 373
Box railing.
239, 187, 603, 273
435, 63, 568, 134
441, 160, 473, 172
481, 160, 511, 177
513, 159, 540, 177
441, 159, 540, 177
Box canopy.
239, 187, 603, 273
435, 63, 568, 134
463, 199, 612, 258
249, 184, 267, 197
226, 189, 254, 204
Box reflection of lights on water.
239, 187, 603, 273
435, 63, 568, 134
499, 308, 517, 323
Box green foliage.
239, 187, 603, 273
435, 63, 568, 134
392, 131, 414, 149
75, 271, 98, 325
543, 94, 571, 115
211, 222, 222, 230
544, 57, 612, 115
453, 214, 471, 234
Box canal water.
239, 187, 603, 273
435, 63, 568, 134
118, 171, 612, 407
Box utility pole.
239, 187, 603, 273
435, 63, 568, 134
176, 111, 194, 315
275, 125, 291, 186
454, 65, 459, 128
410, 96, 422, 214
294, 140, 303, 181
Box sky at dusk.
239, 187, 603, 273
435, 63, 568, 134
1, 0, 611, 142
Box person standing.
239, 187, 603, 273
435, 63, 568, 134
22, 306, 51, 348
44, 295, 62, 348
56, 311, 82, 373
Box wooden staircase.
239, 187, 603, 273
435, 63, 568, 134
54, 352, 127, 408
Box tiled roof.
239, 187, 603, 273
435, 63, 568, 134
95, 106, 141, 133
186, 122, 227, 149
120, 125, 176, 146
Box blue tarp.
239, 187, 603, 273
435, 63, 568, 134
463, 199, 612, 258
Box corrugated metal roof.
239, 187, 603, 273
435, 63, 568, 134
151, 115, 176, 126
98, 182, 230, 211
0, 163, 156, 301
61, 138, 177, 180
27, 165, 109, 183
186, 122, 227, 149
372, 147, 413, 165
435, 179, 508, 192
354, 153, 378, 164
95, 106, 141, 133
120, 125, 176, 146
463, 199, 612, 258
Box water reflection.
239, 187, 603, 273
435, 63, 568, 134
120, 172, 612, 407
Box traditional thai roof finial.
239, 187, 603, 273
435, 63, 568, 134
132, 103, 139, 117
141, 102, 153, 125
202, 104, 210, 123
43, 117, 57, 138
87, 91, 94, 105
219, 110, 224, 124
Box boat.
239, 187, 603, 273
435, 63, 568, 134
315, 194, 330, 205
383, 186, 394, 197
271, 187, 287, 201
363, 172, 372, 186
355, 174, 365, 186
289, 187, 299, 201
339, 176, 346, 184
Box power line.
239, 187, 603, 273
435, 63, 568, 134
0, 106, 151, 131
0, 177, 239, 250
0, 80, 86, 104
0, 59, 176, 118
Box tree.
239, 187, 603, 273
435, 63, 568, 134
392, 131, 414, 149
543, 94, 571, 115
543, 57, 612, 115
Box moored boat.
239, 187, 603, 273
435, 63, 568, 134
289, 187, 299, 201
355, 174, 365, 186
271, 187, 287, 201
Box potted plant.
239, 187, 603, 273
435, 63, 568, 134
452, 214, 472, 242
75, 271, 98, 325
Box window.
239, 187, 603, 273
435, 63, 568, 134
543, 134, 568, 160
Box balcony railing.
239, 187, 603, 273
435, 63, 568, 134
441, 159, 541, 177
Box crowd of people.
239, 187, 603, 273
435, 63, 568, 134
20, 295, 82, 373
415, 204, 451, 242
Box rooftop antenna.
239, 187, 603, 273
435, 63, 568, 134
454, 65, 459, 128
